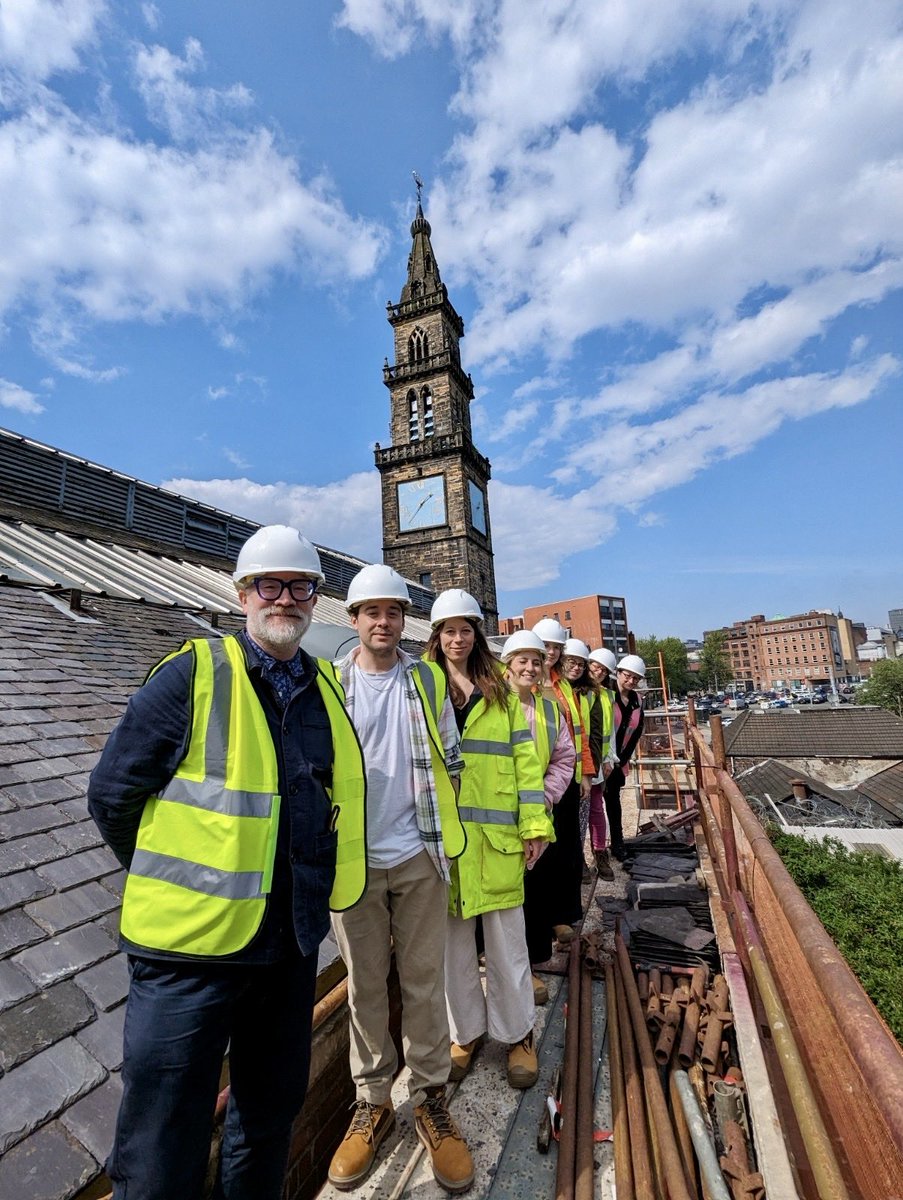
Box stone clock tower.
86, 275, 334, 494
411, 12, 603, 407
375, 199, 498, 632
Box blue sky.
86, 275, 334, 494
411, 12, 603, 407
1, 0, 901, 639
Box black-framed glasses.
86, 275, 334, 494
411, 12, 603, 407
252, 577, 319, 602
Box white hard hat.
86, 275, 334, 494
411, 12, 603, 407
233, 525, 324, 583
346, 563, 411, 611
430, 589, 484, 628
562, 638, 590, 660
532, 618, 568, 644
589, 647, 618, 672
500, 630, 546, 661
617, 654, 647, 678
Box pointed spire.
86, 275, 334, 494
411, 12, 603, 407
401, 177, 442, 303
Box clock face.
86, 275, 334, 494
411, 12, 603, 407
469, 480, 487, 535
397, 475, 447, 531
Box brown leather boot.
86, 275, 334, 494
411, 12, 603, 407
594, 849, 615, 880
507, 1030, 539, 1088
413, 1086, 474, 1193
327, 1099, 395, 1190
531, 973, 549, 1005
449, 1035, 484, 1082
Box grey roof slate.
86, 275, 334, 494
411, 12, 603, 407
856, 760, 903, 823
723, 705, 903, 758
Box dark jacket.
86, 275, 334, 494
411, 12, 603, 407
88, 631, 335, 962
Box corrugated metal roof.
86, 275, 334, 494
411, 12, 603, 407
0, 517, 434, 642
783, 825, 903, 863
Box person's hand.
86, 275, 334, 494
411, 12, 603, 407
523, 838, 547, 869
579, 777, 591, 801
602, 762, 613, 779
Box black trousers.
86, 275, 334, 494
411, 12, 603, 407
604, 766, 626, 856
523, 778, 583, 964
109, 948, 318, 1200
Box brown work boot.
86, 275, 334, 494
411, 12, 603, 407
507, 1030, 539, 1088
553, 924, 575, 944
327, 1099, 395, 1190
414, 1086, 474, 1193
449, 1035, 484, 1082
531, 973, 549, 1006
594, 849, 615, 880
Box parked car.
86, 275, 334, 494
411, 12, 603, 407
768, 698, 790, 709
810, 693, 827, 704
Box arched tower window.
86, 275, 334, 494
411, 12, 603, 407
407, 389, 419, 441
421, 387, 434, 436
408, 327, 429, 363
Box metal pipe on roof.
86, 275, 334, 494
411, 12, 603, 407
672, 1071, 733, 1200
614, 960, 656, 1199
731, 892, 850, 1200
615, 934, 694, 1200
605, 963, 635, 1199
555, 939, 580, 1200
575, 961, 595, 1200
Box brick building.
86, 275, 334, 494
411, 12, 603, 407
709, 610, 846, 690
500, 594, 631, 657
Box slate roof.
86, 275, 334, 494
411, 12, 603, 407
856, 761, 903, 824
733, 758, 896, 828
723, 706, 903, 759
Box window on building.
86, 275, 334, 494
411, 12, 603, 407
420, 572, 432, 589
565, 610, 571, 620
407, 390, 419, 440
421, 387, 434, 436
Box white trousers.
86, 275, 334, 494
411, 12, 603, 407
444, 906, 534, 1047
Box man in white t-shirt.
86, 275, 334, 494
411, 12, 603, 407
328, 565, 474, 1194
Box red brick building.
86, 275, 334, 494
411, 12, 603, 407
500, 594, 631, 657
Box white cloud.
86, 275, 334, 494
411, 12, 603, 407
223, 447, 250, 469
164, 472, 383, 560
483, 398, 539, 443
638, 512, 665, 528
0, 21, 387, 370
0, 378, 44, 414
133, 39, 253, 144
582, 355, 900, 507
207, 385, 229, 400
488, 479, 616, 590
0, 0, 106, 82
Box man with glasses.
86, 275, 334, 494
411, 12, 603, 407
88, 525, 367, 1200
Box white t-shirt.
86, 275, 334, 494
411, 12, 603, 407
352, 661, 421, 869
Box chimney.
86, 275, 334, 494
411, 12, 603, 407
790, 779, 811, 804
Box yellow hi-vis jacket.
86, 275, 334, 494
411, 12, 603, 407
449, 692, 553, 919
120, 636, 367, 957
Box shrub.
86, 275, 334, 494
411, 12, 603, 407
770, 830, 903, 1043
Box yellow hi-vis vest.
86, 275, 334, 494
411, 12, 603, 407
120, 636, 367, 957
555, 677, 585, 783
325, 655, 466, 863
594, 687, 613, 762
532, 694, 561, 775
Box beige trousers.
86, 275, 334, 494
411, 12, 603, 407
444, 905, 534, 1047
332, 848, 450, 1106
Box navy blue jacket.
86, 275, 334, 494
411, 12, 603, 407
88, 631, 335, 962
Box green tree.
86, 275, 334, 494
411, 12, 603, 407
855, 658, 903, 719
635, 635, 693, 698
697, 630, 734, 692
